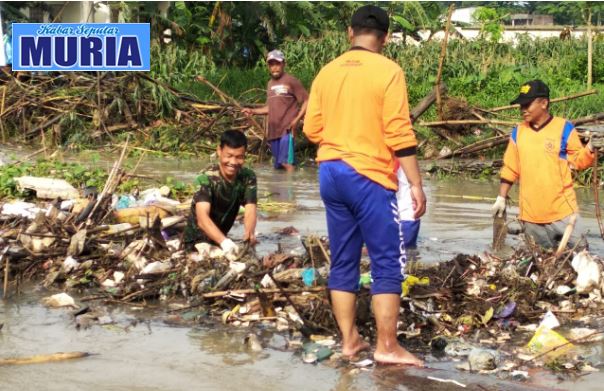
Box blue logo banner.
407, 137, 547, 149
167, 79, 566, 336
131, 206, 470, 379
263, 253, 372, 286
12, 23, 150, 71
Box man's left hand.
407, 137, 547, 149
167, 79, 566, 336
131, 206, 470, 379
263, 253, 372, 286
243, 231, 257, 245
410, 184, 427, 219
288, 119, 299, 137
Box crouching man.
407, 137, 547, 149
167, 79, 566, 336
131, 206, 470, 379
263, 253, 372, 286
184, 130, 258, 259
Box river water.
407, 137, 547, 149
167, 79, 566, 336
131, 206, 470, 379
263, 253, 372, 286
1, 151, 604, 390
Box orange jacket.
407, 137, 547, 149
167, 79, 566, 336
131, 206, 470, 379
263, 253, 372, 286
303, 49, 417, 190
501, 116, 595, 223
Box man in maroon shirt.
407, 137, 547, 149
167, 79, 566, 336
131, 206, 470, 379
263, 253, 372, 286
242, 50, 309, 172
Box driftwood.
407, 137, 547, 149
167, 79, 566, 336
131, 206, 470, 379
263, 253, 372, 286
573, 112, 604, 126
0, 352, 91, 366
2, 247, 8, 299
195, 75, 264, 141
438, 134, 509, 159
489, 89, 598, 112
410, 83, 447, 123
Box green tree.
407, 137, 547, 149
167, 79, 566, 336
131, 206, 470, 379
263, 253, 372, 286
473, 6, 507, 42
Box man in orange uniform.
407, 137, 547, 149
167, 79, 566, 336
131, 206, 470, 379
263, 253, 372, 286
492, 80, 595, 249
303, 5, 425, 366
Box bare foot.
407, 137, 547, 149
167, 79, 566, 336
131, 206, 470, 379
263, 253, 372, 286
342, 332, 370, 358
374, 346, 424, 367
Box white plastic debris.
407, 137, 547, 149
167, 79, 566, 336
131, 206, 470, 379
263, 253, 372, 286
41, 292, 77, 308
555, 285, 572, 295
539, 310, 560, 330
113, 271, 125, 284
61, 256, 79, 273
60, 200, 74, 211
567, 327, 604, 342
102, 279, 116, 288
571, 250, 601, 294
15, 176, 80, 199
124, 240, 150, 270
353, 359, 374, 368
229, 261, 247, 274
142, 261, 171, 274
195, 242, 211, 258
1, 201, 44, 218
260, 274, 276, 288
166, 239, 181, 252
195, 242, 226, 259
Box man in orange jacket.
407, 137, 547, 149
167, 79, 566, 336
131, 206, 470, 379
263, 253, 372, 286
304, 5, 425, 366
492, 80, 595, 249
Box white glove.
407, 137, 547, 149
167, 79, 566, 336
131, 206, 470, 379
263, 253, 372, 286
220, 238, 240, 261
491, 196, 506, 218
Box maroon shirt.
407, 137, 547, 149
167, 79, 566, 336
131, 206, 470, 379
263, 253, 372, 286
266, 73, 308, 141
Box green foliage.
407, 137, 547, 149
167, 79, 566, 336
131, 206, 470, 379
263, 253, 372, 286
181, 35, 603, 121
473, 7, 506, 43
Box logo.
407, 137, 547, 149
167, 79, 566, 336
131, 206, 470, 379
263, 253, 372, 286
544, 138, 556, 153
520, 85, 531, 94
12, 23, 150, 71
271, 84, 290, 96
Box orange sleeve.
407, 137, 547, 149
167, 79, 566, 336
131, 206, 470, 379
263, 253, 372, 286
566, 129, 595, 170
382, 69, 416, 152
501, 137, 520, 182
302, 77, 323, 144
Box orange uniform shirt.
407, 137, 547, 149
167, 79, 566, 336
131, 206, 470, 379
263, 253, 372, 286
500, 116, 595, 223
303, 49, 417, 190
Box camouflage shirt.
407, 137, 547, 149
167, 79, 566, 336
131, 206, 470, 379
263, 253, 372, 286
184, 164, 257, 246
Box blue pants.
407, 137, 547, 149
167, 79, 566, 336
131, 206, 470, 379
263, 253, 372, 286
401, 220, 420, 249
269, 132, 294, 169
319, 160, 407, 295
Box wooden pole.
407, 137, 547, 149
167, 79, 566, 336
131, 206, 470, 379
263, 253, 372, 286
435, 5, 455, 120
410, 83, 447, 123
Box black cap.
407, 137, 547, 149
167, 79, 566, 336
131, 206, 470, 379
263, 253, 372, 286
510, 80, 550, 105
351, 5, 389, 33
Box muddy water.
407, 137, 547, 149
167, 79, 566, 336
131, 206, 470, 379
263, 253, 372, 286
1, 150, 604, 390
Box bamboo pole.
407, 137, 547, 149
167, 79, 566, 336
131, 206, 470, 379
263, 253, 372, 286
418, 119, 517, 127
201, 286, 325, 299
587, 9, 593, 88
435, 5, 455, 120
0, 85, 6, 143
489, 89, 597, 112
593, 148, 604, 239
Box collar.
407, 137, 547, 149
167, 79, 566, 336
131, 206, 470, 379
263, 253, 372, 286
529, 115, 553, 131
349, 46, 375, 53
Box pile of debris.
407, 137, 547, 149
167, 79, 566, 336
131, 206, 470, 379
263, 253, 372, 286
1, 165, 604, 373
0, 71, 265, 154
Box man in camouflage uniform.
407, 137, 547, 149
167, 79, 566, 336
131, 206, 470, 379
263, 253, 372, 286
184, 130, 257, 259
